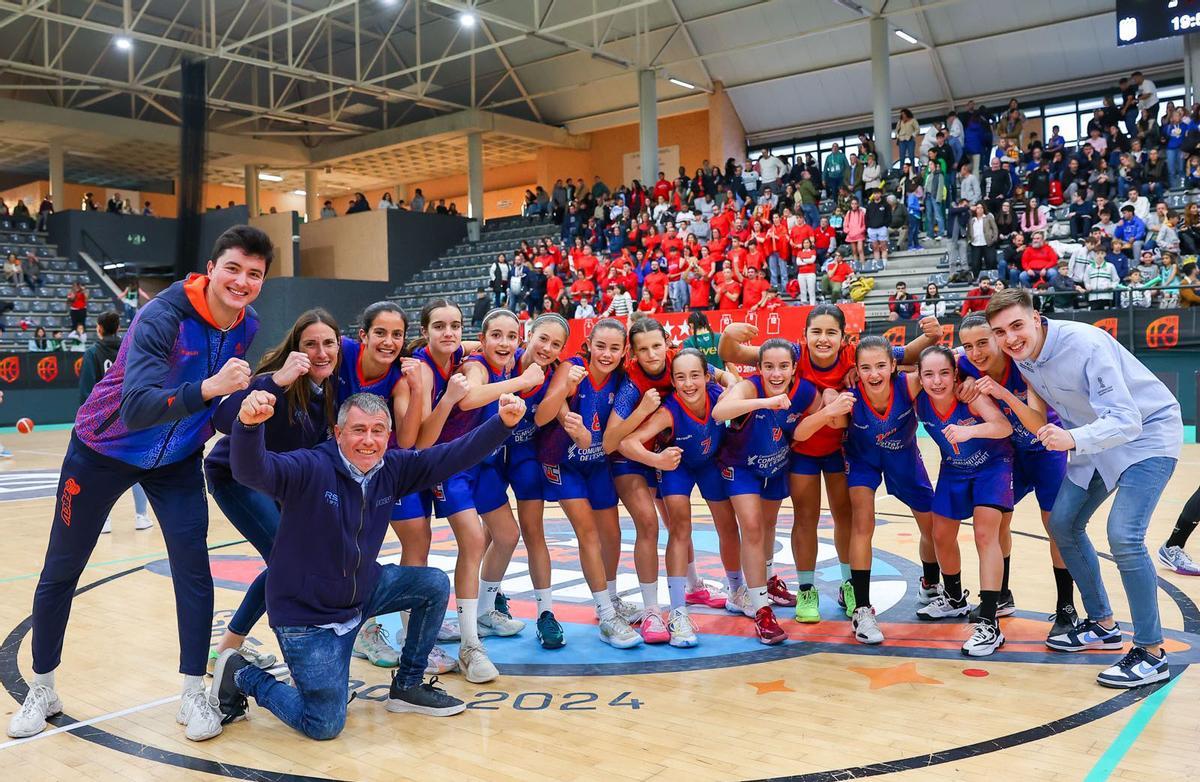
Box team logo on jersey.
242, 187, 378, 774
721, 466, 734, 480
60, 477, 81, 526
324, 491, 340, 508
36, 355, 58, 383
543, 464, 562, 485
591, 413, 601, 431
432, 483, 447, 501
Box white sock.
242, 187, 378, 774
607, 580, 620, 600
594, 591, 616, 621
32, 670, 54, 689
182, 674, 205, 693
765, 558, 775, 577
457, 598, 480, 646
479, 579, 501, 615
639, 582, 659, 612
686, 561, 703, 590
726, 570, 744, 593
535, 588, 554, 615
667, 576, 688, 611
748, 584, 771, 611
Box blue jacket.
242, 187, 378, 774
1114, 216, 1147, 243
230, 414, 513, 628
74, 275, 258, 468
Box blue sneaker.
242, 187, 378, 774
1097, 647, 1170, 689
1158, 545, 1200, 576
1045, 618, 1124, 652
536, 611, 566, 649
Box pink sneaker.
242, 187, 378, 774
639, 610, 670, 644
685, 585, 728, 609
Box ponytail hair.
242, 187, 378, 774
854, 335, 895, 366
805, 302, 846, 333
579, 317, 628, 363
628, 315, 669, 348
671, 347, 708, 378
917, 344, 956, 373
758, 337, 798, 364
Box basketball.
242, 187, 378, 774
15, 418, 34, 434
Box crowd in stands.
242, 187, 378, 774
472, 70, 1200, 321
318, 188, 460, 218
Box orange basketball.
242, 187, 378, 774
16, 417, 34, 434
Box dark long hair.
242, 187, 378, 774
406, 298, 462, 353
256, 308, 341, 431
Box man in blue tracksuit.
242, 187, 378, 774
8, 226, 272, 742
986, 287, 1182, 690
209, 390, 522, 739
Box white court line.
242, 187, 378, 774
0, 693, 179, 750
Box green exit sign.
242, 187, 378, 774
127, 233, 147, 246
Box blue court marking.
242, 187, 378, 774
1083, 674, 1182, 782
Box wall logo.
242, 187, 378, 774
1145, 315, 1179, 349
36, 355, 58, 383
0, 356, 19, 384
881, 326, 906, 346
1118, 16, 1138, 42
1091, 317, 1118, 337
0, 470, 61, 501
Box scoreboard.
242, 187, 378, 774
1117, 0, 1200, 45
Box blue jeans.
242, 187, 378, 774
898, 139, 915, 164
1049, 458, 1176, 647
235, 563, 451, 740
924, 196, 946, 236
801, 204, 820, 228
996, 256, 1020, 286
767, 253, 787, 289
1167, 148, 1183, 186
906, 213, 922, 248
948, 137, 963, 167
209, 478, 280, 636
1019, 268, 1058, 287
824, 175, 842, 198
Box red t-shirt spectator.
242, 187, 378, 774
794, 248, 817, 275
653, 177, 672, 201
616, 270, 639, 297
1021, 243, 1059, 273
710, 210, 734, 239
644, 270, 669, 303
742, 248, 766, 275
570, 277, 596, 301
960, 286, 992, 316
827, 260, 854, 283
638, 295, 661, 314
688, 276, 712, 309
546, 274, 564, 302
770, 223, 792, 260
716, 277, 741, 310
574, 252, 598, 281
742, 274, 771, 309
790, 223, 815, 253
813, 225, 836, 251
731, 224, 752, 245
726, 246, 748, 277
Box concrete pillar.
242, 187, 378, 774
244, 164, 259, 217
467, 131, 484, 221
304, 169, 319, 223
638, 69, 658, 187
394, 183, 409, 203
48, 140, 64, 212
870, 15, 891, 169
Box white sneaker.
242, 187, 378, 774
236, 645, 277, 669
100, 518, 112, 534
478, 609, 524, 637
724, 585, 754, 617
611, 596, 643, 624
176, 688, 224, 741
6, 684, 62, 738
916, 590, 970, 620
134, 514, 153, 530
598, 615, 643, 649
961, 619, 1005, 657
351, 618, 399, 667
425, 646, 459, 675
917, 580, 943, 606
667, 608, 698, 648
851, 606, 884, 645
458, 642, 499, 683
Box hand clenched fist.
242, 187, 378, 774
238, 389, 275, 426
203, 358, 251, 400
497, 393, 527, 427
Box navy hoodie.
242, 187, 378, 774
230, 414, 512, 628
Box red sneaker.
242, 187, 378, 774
766, 575, 796, 607
754, 606, 787, 645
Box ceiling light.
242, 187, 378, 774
895, 29, 919, 45
669, 77, 695, 90
115, 36, 132, 51
459, 11, 476, 28
291, 189, 307, 196
258, 172, 284, 182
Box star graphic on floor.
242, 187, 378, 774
746, 679, 795, 695
847, 662, 944, 690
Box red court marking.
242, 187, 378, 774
962, 668, 989, 677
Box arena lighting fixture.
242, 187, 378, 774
291, 189, 307, 196
459, 11, 476, 28
895, 29, 920, 45
669, 77, 696, 90
257, 172, 284, 182
114, 36, 132, 51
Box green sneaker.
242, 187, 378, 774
794, 587, 820, 623
840, 580, 857, 619
536, 610, 566, 649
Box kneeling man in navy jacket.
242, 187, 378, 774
210, 389, 522, 739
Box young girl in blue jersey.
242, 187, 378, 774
713, 339, 826, 645
504, 313, 576, 649
535, 318, 643, 649
843, 336, 938, 645
956, 314, 1078, 639
914, 345, 1015, 657
618, 349, 737, 648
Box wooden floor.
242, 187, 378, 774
0, 427, 1198, 782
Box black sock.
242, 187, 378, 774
922, 560, 941, 586
944, 572, 962, 601
978, 590, 999, 623
851, 569, 871, 608
1000, 556, 1011, 597
1053, 567, 1075, 611
1164, 487, 1200, 549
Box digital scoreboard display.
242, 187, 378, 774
1117, 0, 1200, 45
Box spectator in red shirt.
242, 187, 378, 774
767, 214, 792, 289
820, 252, 855, 302
742, 238, 766, 277
653, 172, 672, 202
726, 237, 748, 280
660, 226, 684, 258
730, 217, 751, 245
706, 230, 727, 267
615, 261, 639, 299
687, 270, 712, 310
750, 286, 783, 312
741, 266, 771, 309
570, 269, 596, 302
887, 281, 920, 320
1018, 231, 1060, 287
637, 287, 661, 314
959, 276, 994, 316
546, 270, 564, 303
813, 216, 837, 264
643, 259, 670, 306
716, 268, 741, 310
573, 245, 598, 281
710, 206, 734, 239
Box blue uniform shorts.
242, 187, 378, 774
431, 466, 481, 518
932, 457, 1014, 520
544, 461, 618, 510
658, 461, 728, 502
1012, 447, 1067, 512
721, 465, 789, 502
846, 447, 934, 514
391, 491, 432, 521
505, 456, 545, 502
789, 449, 847, 476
